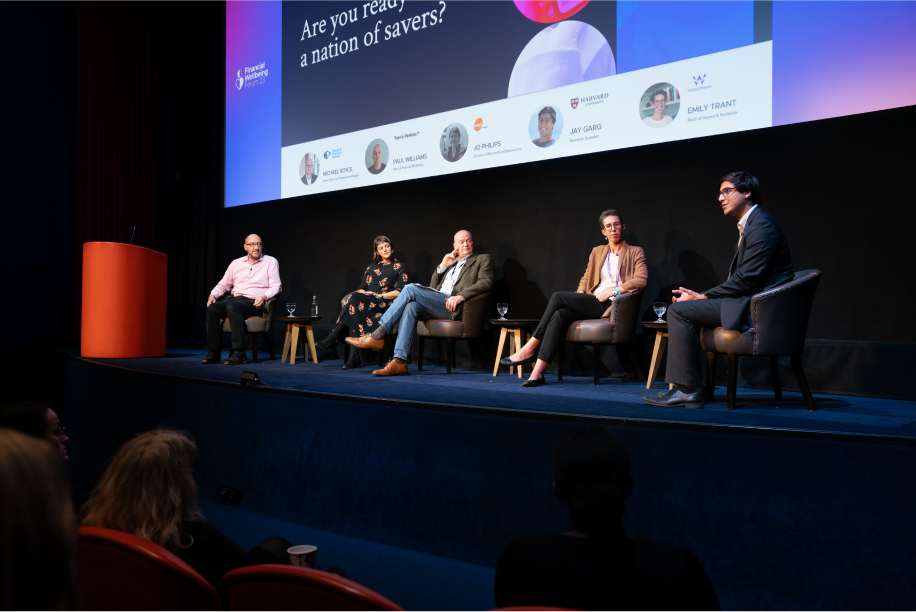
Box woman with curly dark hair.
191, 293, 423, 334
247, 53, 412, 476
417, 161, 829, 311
315, 235, 409, 369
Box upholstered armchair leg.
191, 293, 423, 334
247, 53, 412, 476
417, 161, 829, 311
417, 336, 425, 371
593, 344, 601, 386
791, 355, 817, 412
705, 352, 717, 401
627, 345, 645, 381
446, 338, 454, 374
251, 333, 260, 363
769, 356, 783, 400
558, 343, 565, 382
263, 332, 276, 360
726, 354, 739, 410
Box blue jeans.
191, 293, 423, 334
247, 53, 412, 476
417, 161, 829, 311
378, 284, 453, 361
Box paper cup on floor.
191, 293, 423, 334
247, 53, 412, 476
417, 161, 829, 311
287, 544, 317, 568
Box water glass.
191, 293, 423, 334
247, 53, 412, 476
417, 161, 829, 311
652, 301, 667, 323
286, 303, 296, 316
497, 303, 508, 320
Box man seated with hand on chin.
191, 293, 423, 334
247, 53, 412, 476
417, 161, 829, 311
642, 171, 794, 408
346, 230, 494, 376
201, 234, 282, 366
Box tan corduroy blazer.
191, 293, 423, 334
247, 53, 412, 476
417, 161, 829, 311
576, 242, 648, 317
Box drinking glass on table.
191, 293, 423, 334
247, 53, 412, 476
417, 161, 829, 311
286, 303, 296, 316
497, 303, 508, 320
652, 301, 667, 323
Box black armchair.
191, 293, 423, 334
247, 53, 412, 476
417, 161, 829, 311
700, 270, 822, 410
416, 292, 491, 374
557, 290, 645, 385
218, 297, 278, 362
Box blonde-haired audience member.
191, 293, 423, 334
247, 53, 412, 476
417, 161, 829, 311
82, 429, 292, 595
0, 428, 78, 610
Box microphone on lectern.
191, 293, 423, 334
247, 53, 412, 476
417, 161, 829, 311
129, 226, 136, 245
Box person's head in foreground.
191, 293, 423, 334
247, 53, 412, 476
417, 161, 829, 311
0, 428, 78, 610
0, 399, 69, 461
553, 424, 633, 535
81, 429, 203, 551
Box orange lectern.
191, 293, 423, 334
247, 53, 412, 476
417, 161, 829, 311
81, 242, 167, 358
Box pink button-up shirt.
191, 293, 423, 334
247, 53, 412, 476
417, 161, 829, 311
210, 255, 282, 300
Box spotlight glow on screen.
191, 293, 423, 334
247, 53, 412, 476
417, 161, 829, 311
225, 1, 916, 208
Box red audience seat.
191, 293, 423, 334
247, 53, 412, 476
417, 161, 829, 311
222, 564, 404, 611
491, 607, 579, 611
77, 526, 222, 611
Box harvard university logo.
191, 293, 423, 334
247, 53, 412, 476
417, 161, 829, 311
570, 98, 579, 109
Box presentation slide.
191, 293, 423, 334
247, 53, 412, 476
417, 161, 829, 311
225, 1, 916, 208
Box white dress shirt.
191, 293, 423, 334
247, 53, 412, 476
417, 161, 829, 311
438, 257, 469, 296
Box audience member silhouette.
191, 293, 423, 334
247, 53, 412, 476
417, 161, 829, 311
494, 425, 719, 610
0, 398, 93, 512
0, 428, 78, 610
81, 429, 293, 596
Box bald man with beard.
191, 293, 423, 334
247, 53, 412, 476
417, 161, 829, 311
202, 234, 282, 365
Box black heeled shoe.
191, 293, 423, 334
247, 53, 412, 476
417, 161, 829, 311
342, 348, 361, 370
314, 335, 338, 351
500, 354, 538, 366
315, 323, 346, 351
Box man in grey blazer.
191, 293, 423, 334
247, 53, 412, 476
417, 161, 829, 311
346, 230, 494, 376
643, 171, 794, 407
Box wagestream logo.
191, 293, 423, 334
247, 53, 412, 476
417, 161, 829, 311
688, 74, 711, 92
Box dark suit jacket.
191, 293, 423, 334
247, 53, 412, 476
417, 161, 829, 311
300, 173, 318, 185
430, 252, 494, 320
704, 207, 794, 330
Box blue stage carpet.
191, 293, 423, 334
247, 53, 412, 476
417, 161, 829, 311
89, 349, 916, 439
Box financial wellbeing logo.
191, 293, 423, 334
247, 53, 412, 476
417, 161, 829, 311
235, 62, 269, 91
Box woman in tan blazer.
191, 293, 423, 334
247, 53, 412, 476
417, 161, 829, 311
502, 210, 648, 387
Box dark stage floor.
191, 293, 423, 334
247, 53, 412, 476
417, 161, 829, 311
85, 349, 916, 441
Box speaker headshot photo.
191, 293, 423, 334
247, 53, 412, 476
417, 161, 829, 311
529, 105, 563, 148
440, 123, 468, 162
365, 139, 389, 175
640, 83, 680, 128
299, 152, 319, 185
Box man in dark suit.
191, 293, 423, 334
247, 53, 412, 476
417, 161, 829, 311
643, 171, 794, 407
346, 230, 494, 376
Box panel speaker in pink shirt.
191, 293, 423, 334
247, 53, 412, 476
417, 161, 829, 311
201, 234, 282, 366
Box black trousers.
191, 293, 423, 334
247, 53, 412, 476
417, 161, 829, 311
205, 296, 261, 350
532, 291, 610, 362
665, 298, 725, 387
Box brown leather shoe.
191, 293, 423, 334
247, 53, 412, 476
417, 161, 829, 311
373, 359, 408, 376
345, 335, 384, 350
